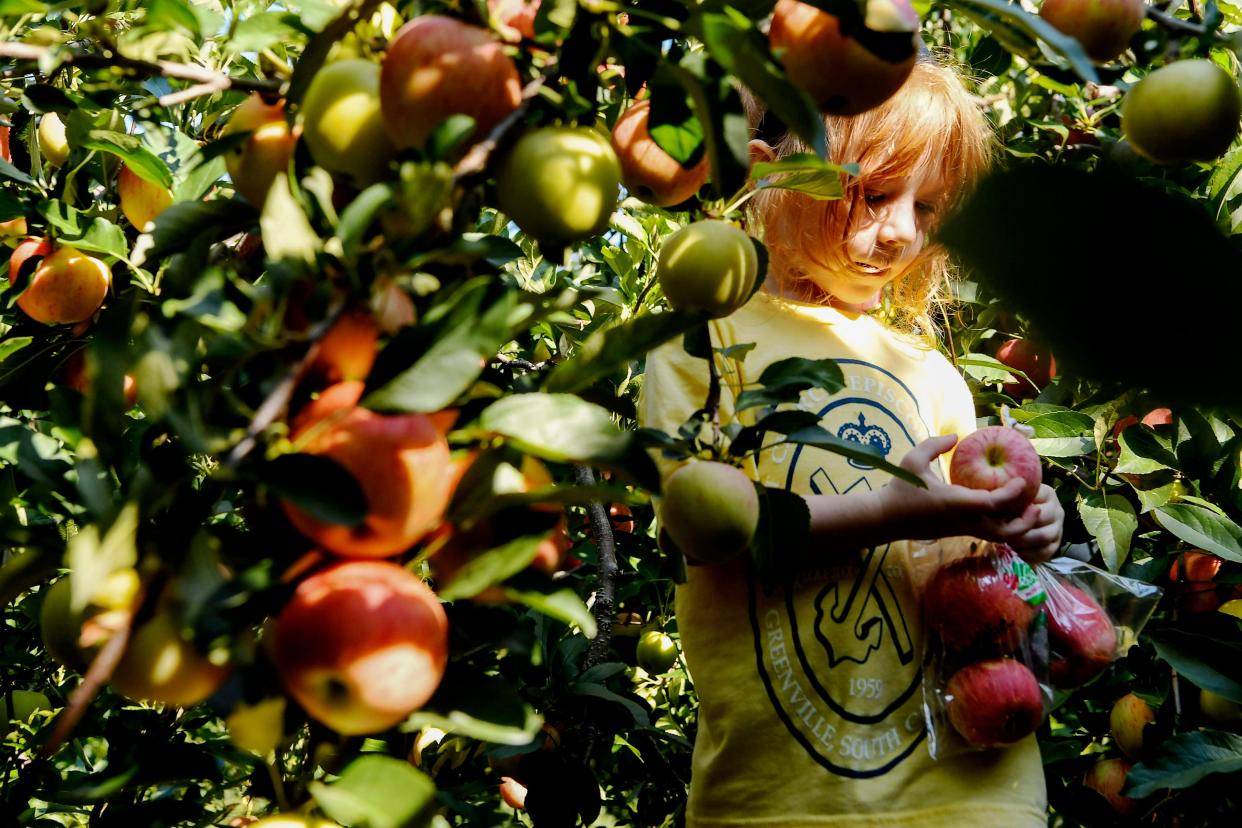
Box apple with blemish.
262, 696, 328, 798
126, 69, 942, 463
273, 559, 449, 735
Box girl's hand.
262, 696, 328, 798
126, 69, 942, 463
1004, 483, 1064, 564
877, 434, 1054, 550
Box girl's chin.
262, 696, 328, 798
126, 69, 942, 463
828, 291, 883, 312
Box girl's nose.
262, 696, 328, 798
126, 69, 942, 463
877, 196, 918, 248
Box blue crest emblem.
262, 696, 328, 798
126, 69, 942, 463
837, 413, 892, 470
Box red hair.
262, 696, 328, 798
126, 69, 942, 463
744, 56, 996, 335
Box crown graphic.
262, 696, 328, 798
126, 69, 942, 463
838, 413, 892, 470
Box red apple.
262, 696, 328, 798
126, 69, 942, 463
117, 164, 173, 229
380, 15, 522, 151
1038, 0, 1146, 63
995, 338, 1057, 397
945, 659, 1044, 747
1168, 549, 1224, 614
949, 426, 1042, 506
273, 559, 449, 735
281, 381, 454, 558
490, 0, 540, 41
611, 99, 709, 207
1084, 757, 1142, 817
308, 309, 379, 385
769, 0, 919, 116
499, 776, 528, 809
924, 555, 1038, 656
1109, 692, 1154, 759
8, 237, 111, 325
1047, 581, 1116, 687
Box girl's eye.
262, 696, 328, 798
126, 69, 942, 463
864, 192, 887, 205
916, 201, 938, 215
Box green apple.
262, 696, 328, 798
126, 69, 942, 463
300, 59, 397, 185
1122, 60, 1242, 164
495, 125, 622, 245
0, 689, 51, 724
636, 630, 678, 674
660, 460, 759, 564
657, 220, 759, 319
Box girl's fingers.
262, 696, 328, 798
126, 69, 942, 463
903, 434, 959, 471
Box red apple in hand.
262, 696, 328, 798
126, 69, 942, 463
946, 658, 1044, 747
273, 560, 449, 735
950, 426, 1042, 506
924, 555, 1038, 656
1047, 581, 1116, 687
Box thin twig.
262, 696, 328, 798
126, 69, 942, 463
1146, 6, 1214, 36
0, 41, 283, 97
452, 75, 547, 182
222, 299, 346, 469
154, 79, 230, 109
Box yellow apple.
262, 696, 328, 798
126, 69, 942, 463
38, 112, 70, 167
8, 237, 111, 325
117, 164, 173, 229
223, 95, 299, 208
1122, 60, 1242, 164
110, 611, 231, 707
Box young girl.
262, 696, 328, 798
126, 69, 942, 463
640, 58, 1065, 827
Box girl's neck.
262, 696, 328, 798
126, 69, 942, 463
763, 279, 882, 314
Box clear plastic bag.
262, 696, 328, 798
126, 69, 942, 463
920, 542, 1050, 758
919, 543, 1162, 758
1037, 556, 1162, 690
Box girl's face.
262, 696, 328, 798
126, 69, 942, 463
771, 160, 948, 311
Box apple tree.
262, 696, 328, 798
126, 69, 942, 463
3, 2, 1242, 827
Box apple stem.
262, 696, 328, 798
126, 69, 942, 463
266, 756, 291, 812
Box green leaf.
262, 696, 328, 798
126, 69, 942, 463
133, 199, 252, 266
546, 309, 706, 394
728, 409, 823, 456
1023, 410, 1095, 457
0, 336, 32, 366
438, 534, 547, 602
1148, 628, 1242, 703
365, 280, 518, 413
568, 682, 651, 727
1115, 424, 1180, 474
66, 503, 138, 614
337, 182, 393, 257
260, 173, 320, 267
410, 667, 542, 745
1077, 492, 1138, 572
1153, 503, 1242, 563
735, 356, 845, 411
0, 156, 34, 185
309, 755, 436, 828
146, 0, 202, 35
80, 130, 173, 189
1127, 731, 1242, 798
778, 424, 924, 487
231, 12, 298, 51
693, 12, 826, 158
957, 353, 1016, 384
750, 153, 852, 200
64, 219, 128, 260
479, 393, 641, 470
260, 454, 366, 527
503, 586, 598, 637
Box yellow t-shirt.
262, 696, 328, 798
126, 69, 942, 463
638, 292, 1046, 828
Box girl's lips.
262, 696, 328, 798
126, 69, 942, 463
853, 261, 888, 275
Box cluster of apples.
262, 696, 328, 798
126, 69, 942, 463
1036, 0, 1241, 164
925, 426, 1118, 747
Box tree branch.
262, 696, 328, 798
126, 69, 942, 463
576, 464, 619, 673
0, 41, 284, 101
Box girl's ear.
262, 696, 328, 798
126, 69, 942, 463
748, 139, 776, 168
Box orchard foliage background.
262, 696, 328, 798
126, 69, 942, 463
4, 0, 1242, 826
